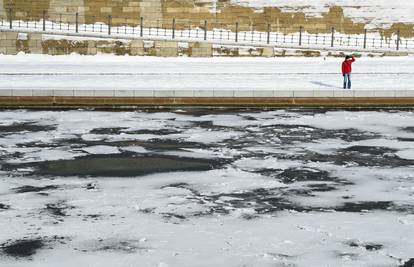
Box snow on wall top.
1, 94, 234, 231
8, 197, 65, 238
232, 0, 414, 26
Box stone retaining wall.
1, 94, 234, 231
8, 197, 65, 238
1, 1, 413, 37
0, 93, 413, 108
1, 30, 409, 57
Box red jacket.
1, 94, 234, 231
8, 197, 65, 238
342, 56, 355, 74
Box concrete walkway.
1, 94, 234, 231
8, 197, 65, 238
0, 55, 413, 91
0, 55, 413, 107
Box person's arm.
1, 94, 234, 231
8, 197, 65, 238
351, 56, 355, 62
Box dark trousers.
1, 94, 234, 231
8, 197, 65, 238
343, 73, 351, 89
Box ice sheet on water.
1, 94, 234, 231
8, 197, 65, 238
396, 149, 414, 160
0, 109, 414, 266
82, 146, 121, 155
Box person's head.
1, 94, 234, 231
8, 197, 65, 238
345, 55, 351, 60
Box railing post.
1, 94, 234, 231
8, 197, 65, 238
331, 27, 335, 47
9, 8, 12, 29
108, 15, 111, 35
75, 12, 79, 33
172, 18, 175, 39
140, 17, 143, 37
299, 26, 303, 46
267, 24, 270, 44
235, 22, 238, 42
363, 29, 367, 49
204, 20, 207, 41
42, 10, 46, 31
396, 29, 400, 51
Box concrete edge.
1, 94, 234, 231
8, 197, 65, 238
1, 89, 413, 98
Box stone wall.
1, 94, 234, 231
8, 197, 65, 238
3, 30, 403, 57
0, 30, 215, 56
1, 1, 413, 37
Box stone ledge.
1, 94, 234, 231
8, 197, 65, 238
1, 89, 413, 98
0, 96, 413, 108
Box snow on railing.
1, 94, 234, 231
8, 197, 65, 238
1, 10, 413, 52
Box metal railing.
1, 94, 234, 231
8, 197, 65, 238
1, 9, 413, 52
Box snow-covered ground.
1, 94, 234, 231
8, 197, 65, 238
0, 54, 413, 90
233, 0, 414, 27
0, 109, 413, 266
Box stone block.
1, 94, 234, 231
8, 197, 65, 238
130, 40, 144, 48
28, 40, 43, 54
74, 90, 94, 97
53, 89, 74, 97
261, 47, 274, 57
100, 7, 112, 13
213, 90, 234, 97
4, 32, 17, 39
374, 90, 395, 97
293, 90, 314, 97
395, 90, 414, 97
353, 90, 375, 97
0, 89, 12, 96
189, 42, 213, 57
313, 90, 334, 97
6, 46, 18, 55
274, 90, 294, 97
174, 90, 194, 97
94, 90, 114, 97
155, 47, 178, 57
12, 89, 32, 96
154, 90, 174, 97
333, 89, 354, 97
194, 90, 214, 97
252, 90, 273, 97
33, 90, 53, 96
234, 90, 254, 97
115, 90, 134, 97
134, 90, 154, 97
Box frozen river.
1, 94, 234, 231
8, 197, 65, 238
0, 108, 413, 267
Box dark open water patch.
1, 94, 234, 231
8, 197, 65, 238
401, 127, 414, 133
281, 149, 414, 168
307, 183, 338, 192
90, 127, 128, 135
2, 153, 229, 177
155, 183, 413, 218
254, 167, 350, 192
333, 201, 414, 213
254, 125, 380, 144
335, 201, 393, 212
0, 236, 68, 259
78, 238, 147, 254
44, 201, 74, 217
400, 258, 414, 267
125, 129, 182, 135
137, 139, 209, 151
273, 168, 346, 184
0, 239, 44, 258
0, 203, 10, 210
0, 123, 56, 135
347, 241, 383, 251
13, 185, 59, 194
342, 145, 397, 155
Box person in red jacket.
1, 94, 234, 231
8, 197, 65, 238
342, 55, 355, 89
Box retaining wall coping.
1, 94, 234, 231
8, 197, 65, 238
0, 89, 413, 98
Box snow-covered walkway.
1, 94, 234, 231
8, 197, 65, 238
0, 54, 413, 90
